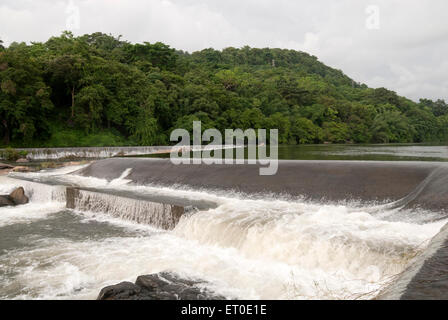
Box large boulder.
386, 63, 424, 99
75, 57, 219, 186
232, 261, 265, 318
97, 272, 225, 300
0, 187, 29, 207
12, 166, 32, 173
0, 195, 14, 207
0, 169, 12, 176
0, 162, 13, 170
9, 187, 29, 205
97, 282, 141, 300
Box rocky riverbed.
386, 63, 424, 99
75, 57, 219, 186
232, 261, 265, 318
97, 272, 225, 300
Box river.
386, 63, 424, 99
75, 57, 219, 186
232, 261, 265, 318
0, 144, 447, 300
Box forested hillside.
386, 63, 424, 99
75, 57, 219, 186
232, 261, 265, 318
0, 32, 447, 147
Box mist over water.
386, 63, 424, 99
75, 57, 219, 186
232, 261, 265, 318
0, 164, 446, 300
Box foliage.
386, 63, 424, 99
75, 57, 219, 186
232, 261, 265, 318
43, 125, 128, 147
0, 32, 447, 147
0, 147, 28, 161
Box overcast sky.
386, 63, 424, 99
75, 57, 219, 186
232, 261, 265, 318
1, 0, 447, 102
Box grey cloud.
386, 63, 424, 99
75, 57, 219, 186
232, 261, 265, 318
0, 0, 447, 101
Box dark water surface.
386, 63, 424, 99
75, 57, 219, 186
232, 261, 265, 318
134, 143, 448, 162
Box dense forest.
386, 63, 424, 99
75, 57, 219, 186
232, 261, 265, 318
0, 32, 447, 147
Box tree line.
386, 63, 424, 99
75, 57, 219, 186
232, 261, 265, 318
0, 32, 447, 147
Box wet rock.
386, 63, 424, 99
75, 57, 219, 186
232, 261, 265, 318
97, 272, 225, 300
9, 187, 29, 205
16, 158, 29, 163
12, 166, 32, 173
0, 162, 13, 169
0, 168, 12, 176
0, 195, 14, 207
97, 282, 141, 300
64, 161, 86, 167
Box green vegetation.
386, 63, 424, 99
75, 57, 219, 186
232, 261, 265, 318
0, 147, 28, 161
1, 32, 447, 147
43, 124, 127, 147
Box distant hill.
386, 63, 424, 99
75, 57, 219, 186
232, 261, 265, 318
0, 32, 447, 147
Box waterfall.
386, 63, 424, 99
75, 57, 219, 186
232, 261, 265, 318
0, 176, 66, 203
2, 160, 448, 300
10, 146, 175, 160
1, 145, 239, 161
66, 188, 188, 230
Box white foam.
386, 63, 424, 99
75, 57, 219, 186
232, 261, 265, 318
8, 164, 89, 179
0, 176, 66, 227
0, 202, 65, 228
0, 233, 386, 300
70, 189, 183, 229
1, 170, 446, 300
174, 200, 445, 281
0, 176, 66, 203
108, 168, 133, 186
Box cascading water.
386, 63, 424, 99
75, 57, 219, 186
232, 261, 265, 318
66, 188, 185, 230
0, 176, 66, 203
0, 177, 66, 228
0, 164, 447, 300
1, 144, 240, 160
2, 146, 174, 160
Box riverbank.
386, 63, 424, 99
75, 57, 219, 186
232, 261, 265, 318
0, 161, 91, 176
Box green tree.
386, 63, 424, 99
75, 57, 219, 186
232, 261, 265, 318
0, 47, 53, 144
48, 54, 85, 119
1, 32, 446, 147
290, 117, 322, 144
322, 122, 349, 143
370, 110, 413, 143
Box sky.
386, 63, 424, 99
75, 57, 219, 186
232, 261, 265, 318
1, 0, 447, 102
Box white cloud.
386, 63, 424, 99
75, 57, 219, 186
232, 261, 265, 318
0, 0, 447, 101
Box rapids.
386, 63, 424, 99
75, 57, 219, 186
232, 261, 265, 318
0, 163, 447, 300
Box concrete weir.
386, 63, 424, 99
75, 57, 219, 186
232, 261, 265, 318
77, 158, 448, 212
66, 187, 189, 230
0, 146, 176, 160
76, 158, 448, 299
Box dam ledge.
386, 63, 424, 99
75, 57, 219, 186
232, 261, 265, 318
0, 144, 242, 161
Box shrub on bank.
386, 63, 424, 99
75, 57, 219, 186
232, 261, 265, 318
44, 126, 129, 147
0, 147, 28, 161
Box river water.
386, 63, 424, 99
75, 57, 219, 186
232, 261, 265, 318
142, 143, 448, 162
0, 144, 447, 300
275, 144, 448, 161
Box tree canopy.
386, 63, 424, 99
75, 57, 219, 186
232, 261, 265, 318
0, 32, 447, 147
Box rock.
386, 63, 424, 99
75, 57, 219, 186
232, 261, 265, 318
9, 187, 29, 205
0, 195, 14, 207
37, 161, 89, 172
0, 162, 13, 169
65, 161, 83, 166
16, 158, 29, 163
12, 166, 32, 173
97, 272, 226, 300
0, 187, 29, 207
97, 282, 141, 300
0, 168, 12, 176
